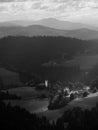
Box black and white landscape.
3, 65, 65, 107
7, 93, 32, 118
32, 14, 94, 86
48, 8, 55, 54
1, 0, 98, 130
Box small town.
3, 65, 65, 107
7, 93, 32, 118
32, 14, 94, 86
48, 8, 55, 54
35, 80, 98, 109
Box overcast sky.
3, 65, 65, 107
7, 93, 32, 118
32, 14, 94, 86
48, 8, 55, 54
0, 0, 98, 26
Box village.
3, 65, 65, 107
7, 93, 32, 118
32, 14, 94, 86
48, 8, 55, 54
35, 80, 98, 109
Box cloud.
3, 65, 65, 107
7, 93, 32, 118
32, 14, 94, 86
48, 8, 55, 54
0, 0, 98, 26
0, 5, 8, 12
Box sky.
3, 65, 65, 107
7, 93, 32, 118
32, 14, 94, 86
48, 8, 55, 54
0, 0, 98, 26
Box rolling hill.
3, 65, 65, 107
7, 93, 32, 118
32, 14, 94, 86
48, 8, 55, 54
0, 25, 98, 40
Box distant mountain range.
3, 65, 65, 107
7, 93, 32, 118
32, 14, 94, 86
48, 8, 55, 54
0, 25, 98, 40
3, 18, 98, 30
0, 18, 98, 40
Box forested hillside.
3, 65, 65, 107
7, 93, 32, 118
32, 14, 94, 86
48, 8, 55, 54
0, 36, 89, 81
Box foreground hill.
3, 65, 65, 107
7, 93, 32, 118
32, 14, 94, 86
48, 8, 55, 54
5, 86, 98, 122
0, 25, 98, 40
39, 92, 98, 121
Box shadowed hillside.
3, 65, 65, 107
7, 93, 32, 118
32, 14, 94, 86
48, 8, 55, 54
0, 36, 89, 82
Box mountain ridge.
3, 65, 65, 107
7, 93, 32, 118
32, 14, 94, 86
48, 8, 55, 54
0, 25, 98, 40
0, 18, 98, 30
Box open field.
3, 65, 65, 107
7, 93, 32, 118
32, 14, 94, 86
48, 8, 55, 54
5, 87, 49, 113
68, 92, 98, 109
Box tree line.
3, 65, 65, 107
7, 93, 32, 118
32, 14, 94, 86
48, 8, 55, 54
1, 99, 98, 130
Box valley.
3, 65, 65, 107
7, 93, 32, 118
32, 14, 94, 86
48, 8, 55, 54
1, 2, 98, 130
